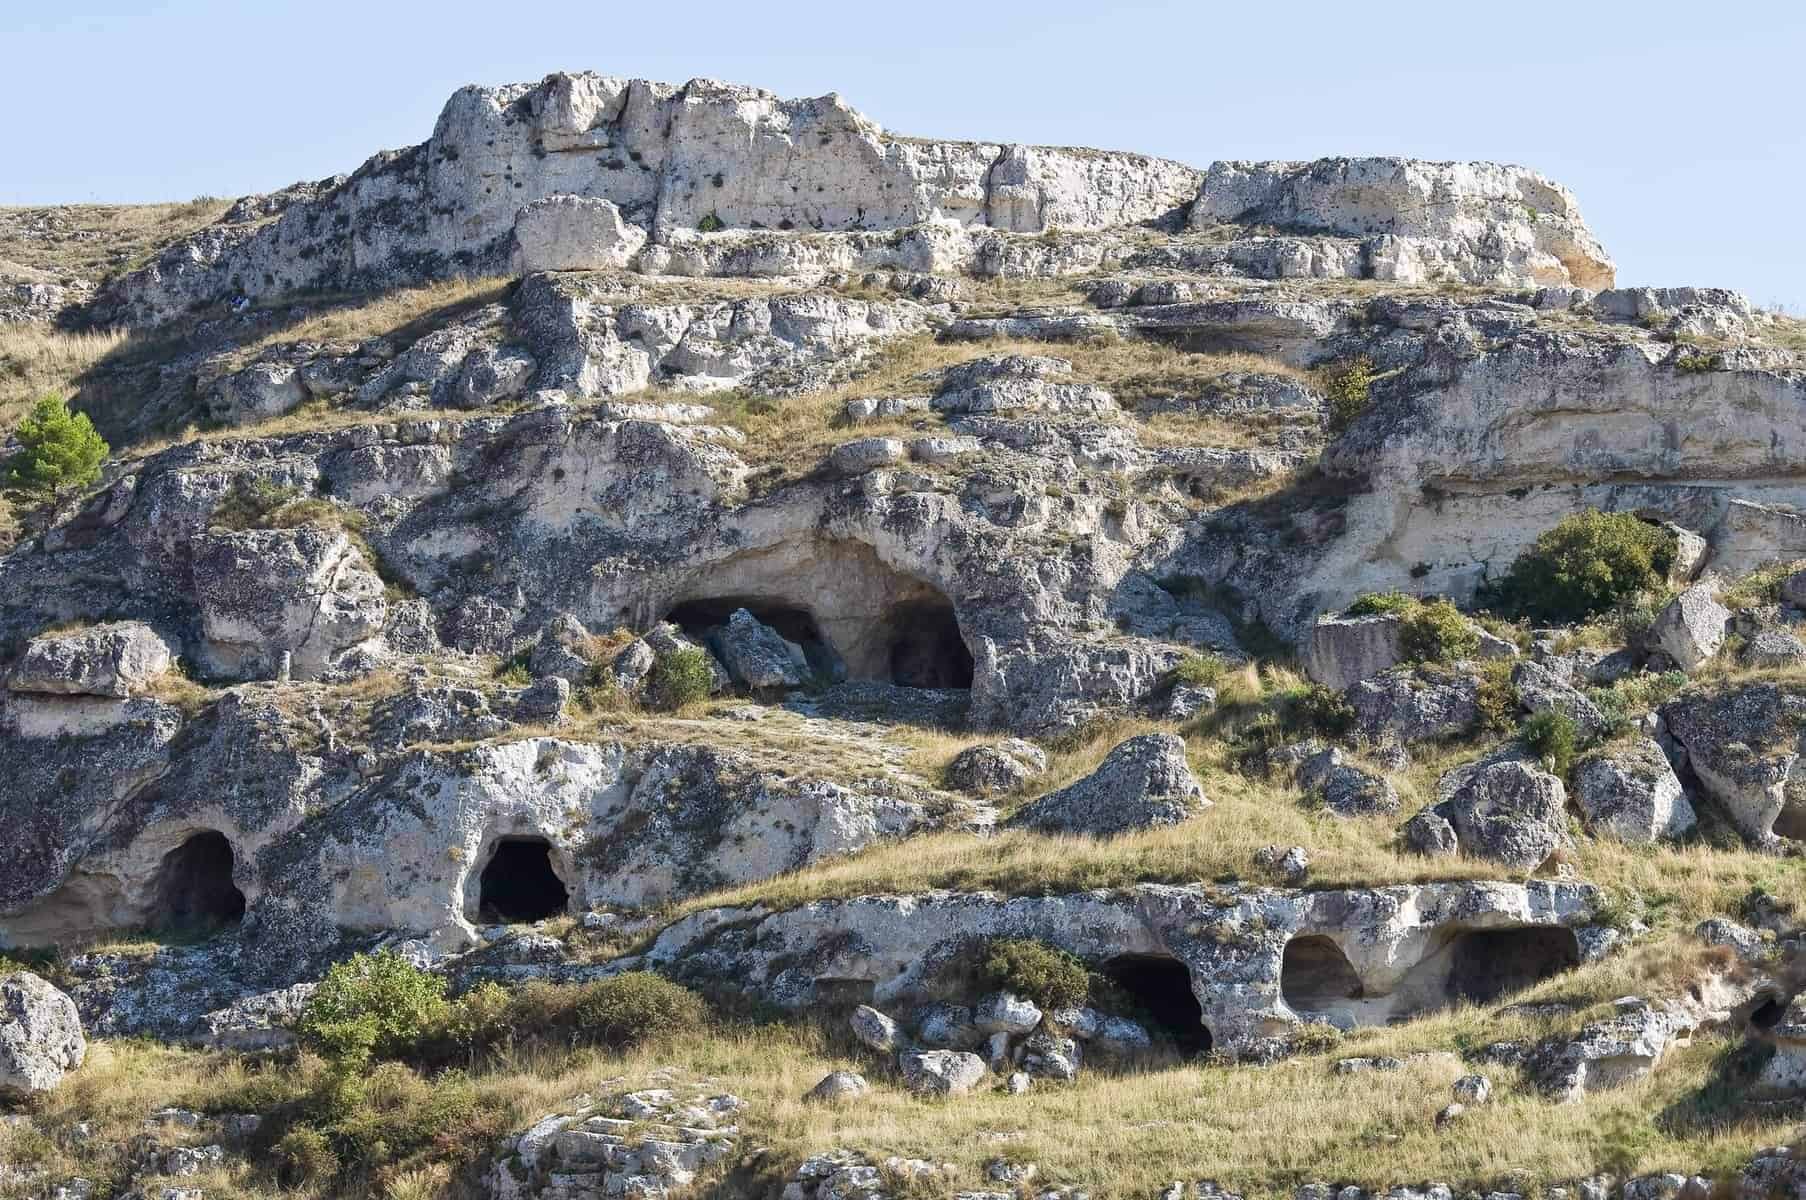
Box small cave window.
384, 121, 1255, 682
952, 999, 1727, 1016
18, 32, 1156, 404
1281, 935, 1364, 1013
883, 598, 974, 689
1748, 995, 1787, 1032
665, 596, 843, 680
1446, 927, 1580, 1004
1102, 954, 1212, 1055
153, 831, 246, 934
477, 838, 569, 924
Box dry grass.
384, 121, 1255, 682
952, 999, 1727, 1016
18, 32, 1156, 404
234, 276, 513, 360
6, 953, 1790, 1200
0, 199, 232, 283
0, 324, 131, 427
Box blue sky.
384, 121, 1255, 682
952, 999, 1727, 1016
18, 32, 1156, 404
5, 0, 1801, 309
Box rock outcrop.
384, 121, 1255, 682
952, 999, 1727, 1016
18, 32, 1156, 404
0, 971, 86, 1099
1010, 734, 1207, 836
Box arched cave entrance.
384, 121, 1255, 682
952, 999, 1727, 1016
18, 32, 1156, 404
1280, 935, 1364, 1018
1773, 798, 1806, 842
1747, 994, 1787, 1032
660, 539, 975, 692
885, 598, 975, 689
1446, 927, 1581, 1005
477, 838, 569, 924
153, 831, 246, 933
1103, 954, 1212, 1055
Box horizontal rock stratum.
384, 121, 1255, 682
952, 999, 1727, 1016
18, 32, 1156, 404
95, 71, 1613, 325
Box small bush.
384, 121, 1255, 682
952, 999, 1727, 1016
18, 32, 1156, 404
1491, 511, 1677, 625
644, 645, 713, 711
697, 211, 726, 233
1346, 591, 1416, 616
1173, 652, 1226, 688
1673, 351, 1720, 374
1521, 710, 1578, 775
275, 1125, 339, 1186
1323, 356, 1375, 434
1398, 598, 1479, 664
1474, 659, 1519, 733
297, 951, 449, 1068
983, 937, 1091, 1011
1289, 683, 1356, 741
571, 972, 707, 1047
5, 394, 108, 501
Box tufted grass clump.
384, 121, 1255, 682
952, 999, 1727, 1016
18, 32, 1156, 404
1489, 510, 1677, 625
274, 1125, 339, 1186
982, 937, 1091, 1010
571, 972, 708, 1048
1172, 652, 1227, 688
644, 645, 714, 711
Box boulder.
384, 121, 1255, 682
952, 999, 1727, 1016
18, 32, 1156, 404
1512, 660, 1610, 736
804, 1070, 871, 1103
0, 972, 86, 1099
1571, 739, 1696, 843
945, 739, 1048, 796
1019, 1031, 1081, 1081
510, 195, 647, 272
915, 1003, 981, 1049
1303, 613, 1401, 690
974, 992, 1042, 1036
1402, 810, 1458, 857
850, 1005, 903, 1054
1349, 667, 1480, 745
1660, 684, 1805, 843
1649, 584, 1730, 673
1451, 1073, 1492, 1104
1253, 843, 1311, 883
1743, 628, 1806, 669
1529, 1003, 1680, 1100
1296, 747, 1399, 817
1430, 756, 1569, 870
9, 621, 173, 698
828, 437, 907, 476
709, 608, 807, 691
898, 1049, 987, 1096
1010, 733, 1208, 836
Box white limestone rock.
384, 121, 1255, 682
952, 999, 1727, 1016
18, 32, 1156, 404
898, 1049, 987, 1096
0, 972, 85, 1099
1011, 733, 1207, 836
510, 195, 647, 272
1429, 756, 1569, 870
9, 622, 173, 698
1650, 584, 1730, 673
1304, 613, 1402, 690
1571, 740, 1696, 844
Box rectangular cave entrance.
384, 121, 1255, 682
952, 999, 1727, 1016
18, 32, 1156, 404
477, 837, 570, 924
1446, 927, 1581, 1004
154, 830, 246, 934
1102, 954, 1212, 1055
1279, 935, 1364, 1023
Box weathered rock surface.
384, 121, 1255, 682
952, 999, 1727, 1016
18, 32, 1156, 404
1571, 740, 1696, 844
1661, 684, 1806, 844
0, 972, 85, 1098
1297, 748, 1399, 817
945, 739, 1047, 796
1010, 734, 1207, 836
1425, 755, 1570, 870
8, 622, 172, 698
1650, 585, 1731, 673
1304, 613, 1401, 690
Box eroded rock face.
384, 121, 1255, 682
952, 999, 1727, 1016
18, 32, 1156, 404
510, 195, 647, 273
1304, 613, 1401, 690
0, 971, 85, 1099
1010, 734, 1207, 836
1661, 684, 1806, 844
191, 528, 386, 682
1191, 158, 1615, 291
641, 880, 1601, 1054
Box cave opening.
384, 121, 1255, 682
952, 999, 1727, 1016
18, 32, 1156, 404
1280, 935, 1364, 1015
884, 598, 975, 689
665, 596, 842, 681
1446, 927, 1581, 1004
1748, 995, 1787, 1031
153, 831, 246, 934
1103, 954, 1212, 1055
1773, 798, 1806, 842
477, 838, 569, 924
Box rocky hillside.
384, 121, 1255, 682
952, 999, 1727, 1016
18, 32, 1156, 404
1, 71, 1805, 1200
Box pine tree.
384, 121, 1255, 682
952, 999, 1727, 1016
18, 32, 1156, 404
6, 394, 108, 501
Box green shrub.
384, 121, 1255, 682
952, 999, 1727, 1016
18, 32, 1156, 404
1398, 598, 1480, 664
697, 211, 726, 233
1491, 511, 1678, 625
571, 972, 707, 1047
1289, 684, 1356, 741
644, 645, 713, 711
275, 1125, 339, 1186
1521, 710, 1578, 775
982, 938, 1091, 1011
297, 951, 449, 1068
5, 394, 108, 501
438, 980, 514, 1054
1474, 659, 1519, 733
1172, 652, 1226, 688
1323, 356, 1375, 434
1346, 591, 1415, 616
1674, 351, 1720, 374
